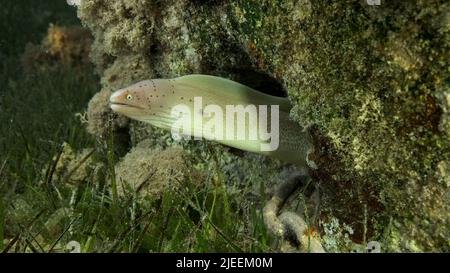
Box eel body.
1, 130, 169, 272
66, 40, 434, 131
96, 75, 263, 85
110, 74, 315, 168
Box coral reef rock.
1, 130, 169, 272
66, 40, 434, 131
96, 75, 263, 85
114, 140, 201, 197
79, 0, 450, 252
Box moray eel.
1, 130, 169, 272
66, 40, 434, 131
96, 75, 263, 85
110, 74, 315, 168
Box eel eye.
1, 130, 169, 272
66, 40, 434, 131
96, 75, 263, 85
126, 94, 133, 100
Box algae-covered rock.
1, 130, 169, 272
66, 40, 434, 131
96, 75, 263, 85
21, 24, 92, 73
114, 140, 201, 197
78, 0, 449, 252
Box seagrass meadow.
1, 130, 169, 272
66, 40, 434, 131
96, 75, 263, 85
0, 0, 448, 253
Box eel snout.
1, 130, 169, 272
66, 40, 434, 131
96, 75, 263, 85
109, 89, 146, 116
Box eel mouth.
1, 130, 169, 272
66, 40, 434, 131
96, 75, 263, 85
110, 102, 145, 111
110, 102, 132, 107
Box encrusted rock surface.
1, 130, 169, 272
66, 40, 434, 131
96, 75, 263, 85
79, 0, 449, 252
